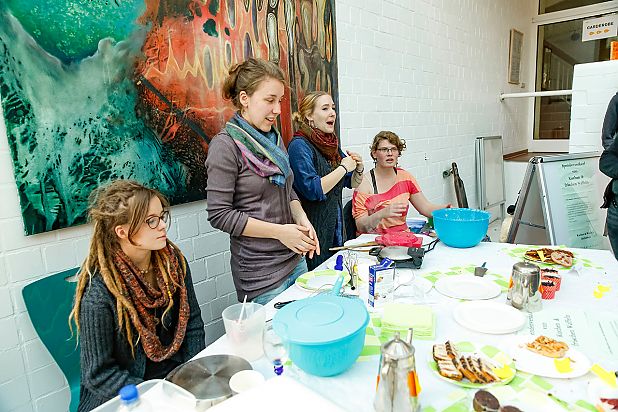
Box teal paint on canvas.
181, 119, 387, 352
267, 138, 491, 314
0, 4, 188, 235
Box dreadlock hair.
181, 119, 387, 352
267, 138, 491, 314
69, 180, 186, 355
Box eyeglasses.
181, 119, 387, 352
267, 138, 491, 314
145, 210, 170, 229
376, 147, 399, 154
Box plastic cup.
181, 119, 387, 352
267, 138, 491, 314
540, 280, 557, 300
542, 274, 561, 291
222, 302, 265, 361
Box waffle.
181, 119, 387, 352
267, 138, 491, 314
434, 342, 499, 384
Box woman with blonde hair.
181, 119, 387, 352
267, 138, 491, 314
353, 131, 450, 234
70, 180, 205, 411
288, 91, 364, 269
206, 58, 319, 305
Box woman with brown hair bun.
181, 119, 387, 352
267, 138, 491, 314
353, 131, 450, 235
288, 91, 364, 269
69, 180, 205, 412
206, 58, 319, 304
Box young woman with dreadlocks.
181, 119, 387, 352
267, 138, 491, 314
69, 180, 205, 411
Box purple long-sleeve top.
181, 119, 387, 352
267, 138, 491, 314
205, 131, 301, 301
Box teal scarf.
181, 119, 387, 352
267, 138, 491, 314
225, 113, 291, 186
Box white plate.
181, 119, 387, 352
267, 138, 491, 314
343, 234, 433, 249
435, 275, 501, 300
426, 343, 516, 389
343, 234, 378, 247
418, 234, 435, 247
511, 335, 591, 379
295, 270, 351, 292
453, 301, 526, 334
588, 378, 618, 411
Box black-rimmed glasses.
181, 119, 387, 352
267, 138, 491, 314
376, 147, 399, 154
145, 210, 170, 229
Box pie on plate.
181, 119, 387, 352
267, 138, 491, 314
550, 250, 573, 267
524, 248, 574, 267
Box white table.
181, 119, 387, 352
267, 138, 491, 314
196, 241, 618, 411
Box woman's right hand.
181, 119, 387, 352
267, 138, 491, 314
381, 202, 408, 218
340, 156, 357, 173
276, 224, 318, 254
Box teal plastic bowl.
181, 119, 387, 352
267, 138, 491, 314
273, 294, 369, 377
432, 208, 490, 248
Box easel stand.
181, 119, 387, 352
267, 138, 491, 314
506, 152, 609, 249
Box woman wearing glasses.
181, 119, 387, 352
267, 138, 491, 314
70, 180, 205, 411
353, 131, 450, 234
288, 91, 364, 269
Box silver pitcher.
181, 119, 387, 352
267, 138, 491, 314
507, 261, 542, 312
374, 330, 420, 412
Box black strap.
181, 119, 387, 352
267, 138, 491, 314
370, 167, 398, 194
370, 169, 378, 194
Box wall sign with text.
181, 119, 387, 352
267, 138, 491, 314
582, 14, 617, 42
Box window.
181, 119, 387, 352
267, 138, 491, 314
539, 0, 611, 14
533, 13, 617, 141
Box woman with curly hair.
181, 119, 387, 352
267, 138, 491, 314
353, 131, 450, 234
69, 180, 205, 411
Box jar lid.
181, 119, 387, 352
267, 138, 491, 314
512, 261, 539, 273
273, 294, 369, 345
382, 333, 415, 360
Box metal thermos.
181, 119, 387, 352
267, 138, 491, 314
507, 262, 542, 312
374, 330, 420, 412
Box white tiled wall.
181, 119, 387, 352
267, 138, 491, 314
570, 60, 618, 153
336, 0, 535, 208
0, 1, 536, 410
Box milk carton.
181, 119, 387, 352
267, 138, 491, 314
368, 258, 395, 308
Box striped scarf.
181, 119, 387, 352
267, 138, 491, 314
113, 244, 189, 362
226, 113, 291, 186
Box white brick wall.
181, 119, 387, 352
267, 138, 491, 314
337, 0, 535, 209
570, 60, 618, 153
0, 1, 537, 410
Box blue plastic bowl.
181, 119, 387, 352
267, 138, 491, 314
273, 294, 369, 377
432, 208, 490, 248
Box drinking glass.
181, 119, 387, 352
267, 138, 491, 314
263, 322, 288, 376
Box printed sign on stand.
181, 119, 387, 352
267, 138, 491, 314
507, 152, 610, 249
582, 14, 618, 42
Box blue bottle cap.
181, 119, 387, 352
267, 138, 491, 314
119, 384, 138, 403
334, 255, 344, 271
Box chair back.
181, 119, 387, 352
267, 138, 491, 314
343, 200, 357, 242
23, 268, 80, 412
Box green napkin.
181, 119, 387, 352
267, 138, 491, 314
383, 303, 433, 328
381, 303, 435, 340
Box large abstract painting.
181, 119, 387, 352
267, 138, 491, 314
0, 0, 338, 235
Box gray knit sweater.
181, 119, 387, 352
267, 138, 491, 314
206, 131, 301, 301
77, 262, 205, 411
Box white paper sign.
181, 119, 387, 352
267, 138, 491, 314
582, 14, 618, 42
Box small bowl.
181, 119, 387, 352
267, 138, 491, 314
229, 370, 265, 394
432, 208, 490, 248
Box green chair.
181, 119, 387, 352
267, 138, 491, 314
23, 268, 80, 412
